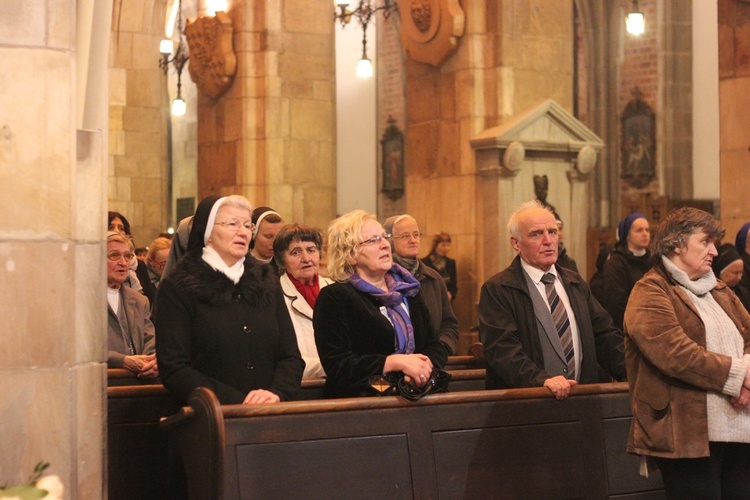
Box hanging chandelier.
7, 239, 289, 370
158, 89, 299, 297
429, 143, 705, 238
159, 0, 189, 116
333, 0, 398, 78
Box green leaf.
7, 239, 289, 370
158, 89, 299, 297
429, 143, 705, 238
0, 485, 48, 499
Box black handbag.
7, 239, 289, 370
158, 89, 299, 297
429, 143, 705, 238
372, 368, 452, 401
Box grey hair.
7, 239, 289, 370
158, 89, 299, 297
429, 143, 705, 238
507, 200, 552, 239
220, 194, 253, 214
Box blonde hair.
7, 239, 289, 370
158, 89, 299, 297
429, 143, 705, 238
107, 232, 134, 250
147, 237, 172, 262
326, 209, 378, 282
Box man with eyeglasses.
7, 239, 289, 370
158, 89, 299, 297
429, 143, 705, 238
384, 215, 459, 355
106, 232, 158, 378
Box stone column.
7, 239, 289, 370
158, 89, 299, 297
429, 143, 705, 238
197, 0, 337, 229
0, 0, 108, 496
108, 1, 170, 245
404, 0, 574, 345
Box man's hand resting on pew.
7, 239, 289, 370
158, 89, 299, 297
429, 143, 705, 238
243, 389, 281, 404
122, 353, 159, 379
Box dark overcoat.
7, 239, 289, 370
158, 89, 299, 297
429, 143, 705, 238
154, 253, 304, 404
313, 281, 448, 398
479, 255, 627, 389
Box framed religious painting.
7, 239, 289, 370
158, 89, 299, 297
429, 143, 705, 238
620, 88, 656, 188
380, 116, 405, 201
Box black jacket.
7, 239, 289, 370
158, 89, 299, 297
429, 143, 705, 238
478, 256, 626, 389
424, 256, 458, 300
313, 282, 448, 398
591, 246, 652, 331
154, 253, 304, 404
735, 252, 750, 313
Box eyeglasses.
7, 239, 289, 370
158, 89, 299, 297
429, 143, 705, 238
107, 252, 135, 262
214, 219, 253, 232
358, 233, 392, 246
393, 232, 423, 242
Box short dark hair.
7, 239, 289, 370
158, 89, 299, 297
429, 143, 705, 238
108, 211, 131, 235
652, 207, 724, 262
273, 223, 324, 272
429, 232, 452, 257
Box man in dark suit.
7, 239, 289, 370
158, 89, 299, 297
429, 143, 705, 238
478, 201, 626, 399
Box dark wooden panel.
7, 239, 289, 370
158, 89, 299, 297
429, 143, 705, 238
107, 391, 178, 500
107, 422, 170, 500
234, 435, 413, 500
603, 417, 664, 495
433, 423, 589, 499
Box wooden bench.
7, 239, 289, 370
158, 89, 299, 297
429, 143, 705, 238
161, 382, 664, 499
106, 366, 486, 498
107, 384, 178, 500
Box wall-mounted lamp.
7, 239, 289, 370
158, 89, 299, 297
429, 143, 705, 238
626, 0, 645, 36
334, 0, 398, 78
159, 0, 189, 116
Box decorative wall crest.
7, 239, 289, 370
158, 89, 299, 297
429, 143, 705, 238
184, 11, 237, 100
395, 0, 465, 66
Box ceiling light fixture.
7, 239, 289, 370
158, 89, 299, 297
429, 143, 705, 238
159, 0, 189, 116
626, 0, 645, 36
334, 0, 398, 79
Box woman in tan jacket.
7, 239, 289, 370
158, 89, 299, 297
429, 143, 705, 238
624, 207, 750, 498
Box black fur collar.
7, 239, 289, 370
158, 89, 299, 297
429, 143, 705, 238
169, 252, 277, 306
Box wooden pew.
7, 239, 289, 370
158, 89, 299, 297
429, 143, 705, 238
107, 384, 178, 500
106, 366, 486, 498
161, 383, 664, 499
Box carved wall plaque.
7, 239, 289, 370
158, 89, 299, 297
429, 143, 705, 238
184, 11, 237, 100
395, 0, 465, 66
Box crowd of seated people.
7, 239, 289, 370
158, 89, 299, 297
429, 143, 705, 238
107, 197, 750, 407
105, 198, 750, 499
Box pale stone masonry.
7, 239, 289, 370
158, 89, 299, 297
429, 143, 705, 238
0, 0, 107, 496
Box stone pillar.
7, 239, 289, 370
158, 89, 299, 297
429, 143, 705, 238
718, 0, 750, 238
0, 0, 107, 496
404, 0, 574, 348
108, 1, 170, 246
197, 0, 336, 229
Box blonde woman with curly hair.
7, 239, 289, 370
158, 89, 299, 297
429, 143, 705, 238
313, 210, 447, 398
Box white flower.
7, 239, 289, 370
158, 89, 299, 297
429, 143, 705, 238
36, 475, 64, 500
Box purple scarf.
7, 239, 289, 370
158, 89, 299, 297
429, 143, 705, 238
348, 264, 421, 354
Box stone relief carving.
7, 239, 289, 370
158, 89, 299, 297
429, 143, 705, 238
410, 0, 432, 32
184, 11, 237, 100
395, 0, 464, 66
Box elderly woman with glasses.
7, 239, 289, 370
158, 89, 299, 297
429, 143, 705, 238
154, 195, 304, 405
313, 210, 448, 398
106, 232, 157, 378
624, 207, 750, 497
273, 223, 333, 378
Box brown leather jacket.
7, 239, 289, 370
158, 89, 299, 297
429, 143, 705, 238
624, 264, 750, 458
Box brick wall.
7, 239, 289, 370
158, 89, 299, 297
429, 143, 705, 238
618, 0, 659, 198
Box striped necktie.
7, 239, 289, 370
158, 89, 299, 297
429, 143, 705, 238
541, 273, 575, 378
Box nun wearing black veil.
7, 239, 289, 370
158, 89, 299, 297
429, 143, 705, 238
154, 194, 304, 405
